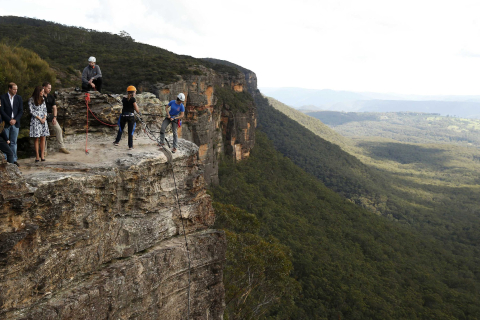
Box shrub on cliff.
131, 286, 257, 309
0, 43, 56, 100
0, 16, 241, 93
0, 43, 56, 138
215, 86, 253, 113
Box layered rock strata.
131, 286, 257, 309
0, 138, 225, 319
51, 82, 256, 185
143, 65, 257, 184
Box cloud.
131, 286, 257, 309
4, 0, 480, 95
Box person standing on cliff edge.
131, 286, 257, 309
159, 93, 185, 153
0, 83, 23, 166
113, 86, 140, 150
43, 82, 70, 154
82, 56, 103, 93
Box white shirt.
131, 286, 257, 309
8, 93, 14, 118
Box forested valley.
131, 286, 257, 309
209, 89, 480, 319
307, 110, 480, 147
212, 131, 480, 319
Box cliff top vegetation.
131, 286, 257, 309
0, 16, 241, 93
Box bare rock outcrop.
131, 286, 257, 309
0, 138, 226, 319
51, 76, 256, 186
142, 65, 257, 184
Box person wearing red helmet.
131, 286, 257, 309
113, 86, 140, 150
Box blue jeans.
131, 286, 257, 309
115, 114, 136, 148
4, 125, 19, 162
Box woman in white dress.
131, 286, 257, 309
29, 86, 50, 162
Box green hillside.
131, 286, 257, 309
261, 94, 480, 236
211, 132, 480, 319
256, 90, 480, 267
307, 111, 480, 147
266, 96, 357, 154
264, 97, 480, 188
0, 16, 239, 92
258, 93, 393, 211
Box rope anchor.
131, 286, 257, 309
84, 92, 118, 154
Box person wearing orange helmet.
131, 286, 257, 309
113, 85, 140, 150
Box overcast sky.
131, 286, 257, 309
2, 0, 480, 95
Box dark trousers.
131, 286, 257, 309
0, 139, 14, 164
115, 115, 136, 148
82, 77, 103, 93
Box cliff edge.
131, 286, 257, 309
0, 136, 225, 319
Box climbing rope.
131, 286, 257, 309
135, 112, 192, 319
84, 93, 118, 154
135, 112, 171, 148
85, 93, 90, 154
172, 162, 192, 320
80, 97, 192, 317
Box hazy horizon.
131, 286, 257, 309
4, 0, 480, 96
261, 86, 480, 118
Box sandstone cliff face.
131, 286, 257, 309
142, 65, 257, 184
1, 63, 258, 318
52, 67, 257, 185
0, 139, 225, 319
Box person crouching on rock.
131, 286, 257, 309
159, 93, 185, 153
29, 86, 50, 162
113, 86, 140, 150
82, 56, 102, 93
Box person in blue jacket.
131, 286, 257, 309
0, 83, 23, 166
159, 93, 185, 153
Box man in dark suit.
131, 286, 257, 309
0, 83, 23, 166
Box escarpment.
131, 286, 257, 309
1, 59, 257, 319
0, 138, 225, 319
140, 65, 257, 184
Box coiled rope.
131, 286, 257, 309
84, 93, 117, 154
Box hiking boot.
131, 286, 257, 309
113, 141, 119, 146
59, 148, 70, 154
172, 148, 177, 153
